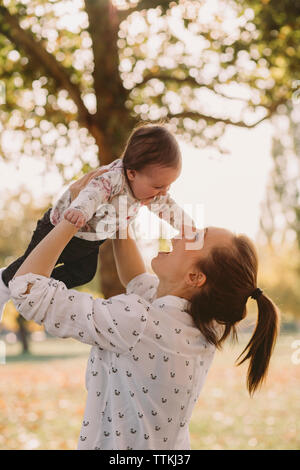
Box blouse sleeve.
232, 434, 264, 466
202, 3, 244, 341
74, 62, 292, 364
126, 272, 159, 304
66, 170, 123, 222
8, 273, 149, 354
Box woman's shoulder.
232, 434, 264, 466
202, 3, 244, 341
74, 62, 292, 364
126, 272, 159, 304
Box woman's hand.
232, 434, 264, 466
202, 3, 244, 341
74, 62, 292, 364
69, 167, 109, 202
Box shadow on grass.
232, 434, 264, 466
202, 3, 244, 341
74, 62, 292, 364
5, 351, 89, 363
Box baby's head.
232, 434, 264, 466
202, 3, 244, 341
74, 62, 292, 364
121, 123, 182, 204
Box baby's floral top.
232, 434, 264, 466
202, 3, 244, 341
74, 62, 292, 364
50, 159, 195, 241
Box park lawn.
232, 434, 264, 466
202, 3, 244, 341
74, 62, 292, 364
189, 333, 300, 450
0, 334, 299, 450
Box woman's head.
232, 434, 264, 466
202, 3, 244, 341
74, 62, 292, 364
121, 122, 182, 203
151, 226, 280, 396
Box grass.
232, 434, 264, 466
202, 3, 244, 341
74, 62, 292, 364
189, 333, 300, 450
0, 334, 299, 450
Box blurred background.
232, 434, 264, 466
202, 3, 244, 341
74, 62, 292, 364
0, 0, 299, 450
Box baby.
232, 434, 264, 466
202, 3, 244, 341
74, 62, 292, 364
0, 123, 197, 320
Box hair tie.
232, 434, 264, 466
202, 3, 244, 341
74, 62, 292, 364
251, 287, 263, 300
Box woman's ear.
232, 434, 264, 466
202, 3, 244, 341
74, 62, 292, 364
126, 169, 136, 181
186, 271, 206, 288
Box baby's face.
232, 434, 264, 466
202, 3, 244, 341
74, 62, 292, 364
126, 163, 181, 205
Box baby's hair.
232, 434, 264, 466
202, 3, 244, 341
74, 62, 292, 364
121, 120, 181, 173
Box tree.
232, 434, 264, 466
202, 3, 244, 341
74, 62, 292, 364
0, 0, 299, 300
259, 101, 300, 249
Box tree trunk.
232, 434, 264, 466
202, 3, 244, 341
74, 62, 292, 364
84, 0, 136, 298
95, 131, 130, 297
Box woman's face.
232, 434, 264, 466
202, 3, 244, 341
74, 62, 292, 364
151, 226, 234, 292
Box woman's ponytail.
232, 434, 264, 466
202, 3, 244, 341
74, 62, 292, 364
189, 232, 280, 397
235, 293, 280, 396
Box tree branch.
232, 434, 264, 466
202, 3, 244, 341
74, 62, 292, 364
138, 74, 287, 127
117, 0, 177, 22
136, 73, 251, 103
0, 6, 89, 125
166, 110, 273, 128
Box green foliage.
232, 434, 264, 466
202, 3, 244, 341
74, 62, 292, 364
0, 0, 299, 167
259, 100, 300, 257
238, 0, 300, 105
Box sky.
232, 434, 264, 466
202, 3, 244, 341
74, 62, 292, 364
175, 122, 273, 239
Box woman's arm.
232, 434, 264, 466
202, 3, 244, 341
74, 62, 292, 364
112, 225, 146, 288
9, 220, 150, 352
9, 251, 149, 352
13, 219, 79, 293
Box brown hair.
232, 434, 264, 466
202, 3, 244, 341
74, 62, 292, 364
188, 234, 280, 396
121, 121, 181, 173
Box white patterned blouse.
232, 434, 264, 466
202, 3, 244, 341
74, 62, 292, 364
9, 271, 216, 450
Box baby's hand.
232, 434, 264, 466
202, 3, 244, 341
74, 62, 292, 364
64, 208, 87, 229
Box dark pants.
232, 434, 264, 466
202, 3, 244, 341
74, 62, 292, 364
1, 208, 106, 289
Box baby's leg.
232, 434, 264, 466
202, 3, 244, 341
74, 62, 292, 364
51, 238, 106, 288
51, 247, 100, 289
2, 209, 105, 290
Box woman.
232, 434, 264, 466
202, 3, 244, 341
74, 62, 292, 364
8, 171, 280, 450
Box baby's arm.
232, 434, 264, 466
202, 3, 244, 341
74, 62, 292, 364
151, 193, 197, 235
